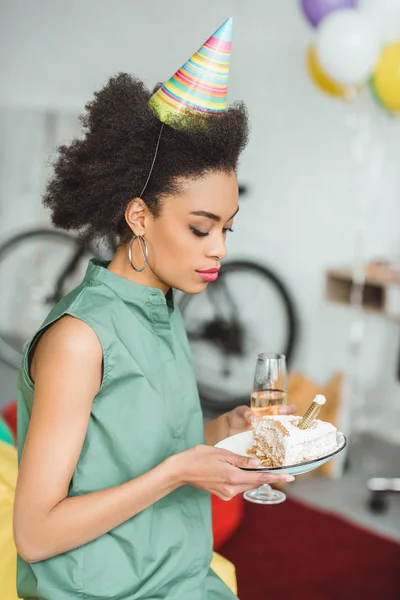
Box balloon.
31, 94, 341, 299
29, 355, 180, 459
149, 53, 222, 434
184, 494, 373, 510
316, 9, 381, 85
300, 0, 357, 28
307, 45, 356, 99
369, 79, 394, 114
372, 43, 400, 112
359, 0, 400, 45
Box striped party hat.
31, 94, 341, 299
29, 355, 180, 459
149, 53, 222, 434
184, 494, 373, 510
149, 17, 233, 126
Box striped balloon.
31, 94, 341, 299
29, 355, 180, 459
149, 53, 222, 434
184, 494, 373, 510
149, 17, 233, 125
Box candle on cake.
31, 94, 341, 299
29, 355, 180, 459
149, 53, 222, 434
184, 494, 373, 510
297, 394, 326, 430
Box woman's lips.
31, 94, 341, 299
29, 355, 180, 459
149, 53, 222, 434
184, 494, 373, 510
196, 268, 220, 282
197, 272, 219, 282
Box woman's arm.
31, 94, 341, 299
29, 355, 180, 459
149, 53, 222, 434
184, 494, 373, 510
14, 316, 294, 563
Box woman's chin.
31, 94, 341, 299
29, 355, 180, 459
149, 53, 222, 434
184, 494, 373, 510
174, 280, 209, 295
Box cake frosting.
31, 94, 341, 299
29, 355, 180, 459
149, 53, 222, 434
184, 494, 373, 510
250, 414, 338, 467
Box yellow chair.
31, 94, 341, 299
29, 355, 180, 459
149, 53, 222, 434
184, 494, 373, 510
211, 551, 238, 596
0, 440, 18, 600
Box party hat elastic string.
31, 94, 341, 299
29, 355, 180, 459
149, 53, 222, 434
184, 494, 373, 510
139, 124, 164, 198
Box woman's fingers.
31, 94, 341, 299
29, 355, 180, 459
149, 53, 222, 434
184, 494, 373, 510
240, 471, 295, 485
278, 403, 297, 415
218, 472, 295, 501
244, 403, 298, 423
221, 450, 261, 469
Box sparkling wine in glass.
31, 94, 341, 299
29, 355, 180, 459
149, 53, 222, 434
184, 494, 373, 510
250, 389, 286, 417
244, 353, 288, 505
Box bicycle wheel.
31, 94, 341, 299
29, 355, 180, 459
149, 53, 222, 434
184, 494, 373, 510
179, 260, 298, 412
0, 229, 104, 369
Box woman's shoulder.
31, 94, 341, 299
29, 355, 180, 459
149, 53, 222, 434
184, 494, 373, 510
30, 315, 103, 384
39, 315, 102, 354
38, 274, 118, 337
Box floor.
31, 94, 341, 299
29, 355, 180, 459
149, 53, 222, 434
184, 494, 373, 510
2, 360, 399, 544
289, 432, 400, 542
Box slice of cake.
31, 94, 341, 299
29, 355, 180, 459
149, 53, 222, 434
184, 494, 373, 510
250, 414, 338, 467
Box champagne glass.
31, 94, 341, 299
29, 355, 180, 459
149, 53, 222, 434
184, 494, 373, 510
244, 353, 288, 505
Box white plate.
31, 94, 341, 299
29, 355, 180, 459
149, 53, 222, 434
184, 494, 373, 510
214, 430, 347, 476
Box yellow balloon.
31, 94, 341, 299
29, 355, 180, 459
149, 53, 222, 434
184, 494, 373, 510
373, 43, 400, 112
307, 46, 357, 100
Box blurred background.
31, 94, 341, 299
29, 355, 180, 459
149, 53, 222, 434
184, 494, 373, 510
1, 1, 400, 598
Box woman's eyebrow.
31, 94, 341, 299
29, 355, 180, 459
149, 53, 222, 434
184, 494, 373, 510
190, 207, 239, 222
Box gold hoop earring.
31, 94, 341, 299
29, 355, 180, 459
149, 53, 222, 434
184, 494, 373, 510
128, 234, 148, 273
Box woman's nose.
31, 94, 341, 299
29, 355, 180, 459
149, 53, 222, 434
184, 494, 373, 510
206, 235, 227, 261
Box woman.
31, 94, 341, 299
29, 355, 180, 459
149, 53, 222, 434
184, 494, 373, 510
13, 18, 295, 600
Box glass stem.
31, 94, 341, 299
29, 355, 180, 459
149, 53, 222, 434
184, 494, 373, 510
259, 484, 272, 493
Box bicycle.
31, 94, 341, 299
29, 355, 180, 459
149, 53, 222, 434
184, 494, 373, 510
0, 227, 298, 412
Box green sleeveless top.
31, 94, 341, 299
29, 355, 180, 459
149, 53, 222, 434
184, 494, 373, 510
17, 259, 236, 600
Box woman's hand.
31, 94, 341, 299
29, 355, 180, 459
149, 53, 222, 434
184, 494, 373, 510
170, 445, 294, 501
226, 403, 298, 437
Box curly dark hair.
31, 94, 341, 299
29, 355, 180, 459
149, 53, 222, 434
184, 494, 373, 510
43, 73, 249, 243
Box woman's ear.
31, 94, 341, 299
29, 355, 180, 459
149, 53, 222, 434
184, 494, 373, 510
125, 198, 148, 236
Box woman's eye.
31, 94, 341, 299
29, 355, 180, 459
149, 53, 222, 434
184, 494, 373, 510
190, 227, 209, 237
190, 226, 234, 237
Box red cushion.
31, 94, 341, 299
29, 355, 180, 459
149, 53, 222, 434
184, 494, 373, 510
211, 493, 244, 550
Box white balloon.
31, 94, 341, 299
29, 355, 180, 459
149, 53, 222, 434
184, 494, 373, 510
316, 9, 381, 85
359, 0, 400, 45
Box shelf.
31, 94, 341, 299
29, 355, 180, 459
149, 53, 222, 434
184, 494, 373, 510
325, 267, 400, 321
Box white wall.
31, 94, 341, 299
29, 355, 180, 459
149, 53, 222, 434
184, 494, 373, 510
1, 0, 399, 439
